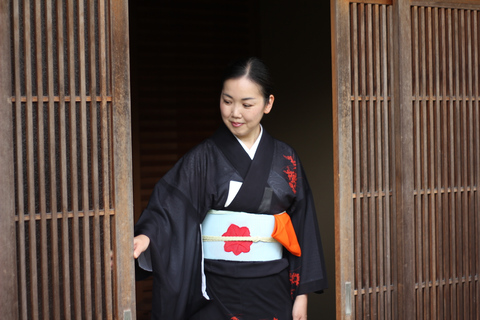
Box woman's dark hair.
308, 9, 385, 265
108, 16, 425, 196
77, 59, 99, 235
221, 57, 273, 103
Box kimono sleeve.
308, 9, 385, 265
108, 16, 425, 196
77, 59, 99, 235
134, 143, 212, 319
286, 153, 328, 297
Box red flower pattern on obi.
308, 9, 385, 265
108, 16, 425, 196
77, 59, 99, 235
223, 224, 253, 255
283, 155, 297, 194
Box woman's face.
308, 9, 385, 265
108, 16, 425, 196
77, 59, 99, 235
220, 76, 274, 147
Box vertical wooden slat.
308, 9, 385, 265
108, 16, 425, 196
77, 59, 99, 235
465, 10, 475, 319
367, 5, 378, 318
111, 0, 136, 318
357, 10, 364, 310
56, 0, 72, 316
23, 0, 40, 318
65, 0, 82, 318
412, 7, 422, 319
351, 4, 363, 318
373, 4, 385, 319
459, 9, 469, 320
473, 11, 480, 320
420, 6, 428, 317
456, 9, 464, 318
45, 0, 61, 317
448, 8, 457, 318
0, 0, 18, 318
353, 3, 363, 318
77, 0, 93, 318
390, 6, 397, 318
414, 5, 423, 318
383, 5, 393, 319
360, 5, 372, 318
434, 8, 447, 318
431, 8, 445, 319
99, 0, 113, 316
88, 0, 103, 318
34, 0, 49, 318
470, 10, 476, 318
440, 7, 451, 319
453, 9, 462, 319
426, 7, 436, 320
420, 6, 430, 319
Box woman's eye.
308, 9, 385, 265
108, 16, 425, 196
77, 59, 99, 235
223, 99, 232, 104
243, 104, 252, 108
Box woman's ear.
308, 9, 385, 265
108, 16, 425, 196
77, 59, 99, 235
264, 94, 274, 114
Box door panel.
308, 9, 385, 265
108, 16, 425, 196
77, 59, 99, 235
333, 1, 397, 319
349, 3, 396, 319
0, 1, 135, 319
332, 0, 480, 319
410, 4, 480, 319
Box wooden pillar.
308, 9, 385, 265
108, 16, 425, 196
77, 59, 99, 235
392, 1, 415, 319
111, 0, 136, 319
331, 0, 354, 319
0, 1, 18, 319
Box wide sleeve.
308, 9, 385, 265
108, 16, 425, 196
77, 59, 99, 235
286, 153, 328, 298
134, 143, 212, 319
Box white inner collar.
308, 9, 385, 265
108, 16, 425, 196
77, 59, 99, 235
234, 125, 263, 160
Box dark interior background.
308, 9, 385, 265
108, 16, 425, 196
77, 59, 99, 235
129, 1, 335, 318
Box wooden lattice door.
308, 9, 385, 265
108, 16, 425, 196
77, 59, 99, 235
0, 1, 135, 319
332, 0, 480, 319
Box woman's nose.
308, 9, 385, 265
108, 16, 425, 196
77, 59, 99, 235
231, 104, 241, 118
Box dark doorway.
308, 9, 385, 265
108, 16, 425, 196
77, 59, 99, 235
128, 1, 335, 319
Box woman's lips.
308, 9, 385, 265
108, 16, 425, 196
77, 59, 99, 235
231, 122, 243, 128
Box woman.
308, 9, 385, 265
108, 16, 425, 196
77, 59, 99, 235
133, 57, 327, 320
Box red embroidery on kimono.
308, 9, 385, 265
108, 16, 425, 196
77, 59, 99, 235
230, 317, 240, 320
283, 155, 297, 194
290, 288, 296, 299
223, 224, 253, 255
289, 271, 301, 299
290, 272, 300, 286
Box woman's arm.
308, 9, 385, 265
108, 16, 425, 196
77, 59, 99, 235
292, 294, 308, 320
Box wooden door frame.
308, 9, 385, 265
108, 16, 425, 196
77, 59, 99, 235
0, 0, 18, 318
111, 1, 136, 317
331, 0, 354, 318
391, 1, 415, 320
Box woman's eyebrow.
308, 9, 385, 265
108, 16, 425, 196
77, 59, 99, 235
222, 93, 256, 101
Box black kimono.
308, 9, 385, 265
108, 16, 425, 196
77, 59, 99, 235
134, 124, 327, 320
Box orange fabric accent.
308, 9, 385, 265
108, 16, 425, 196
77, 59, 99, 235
272, 212, 301, 257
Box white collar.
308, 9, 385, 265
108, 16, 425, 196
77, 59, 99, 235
234, 125, 263, 160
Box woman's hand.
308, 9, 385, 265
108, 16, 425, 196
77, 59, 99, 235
133, 234, 150, 259
292, 294, 308, 320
